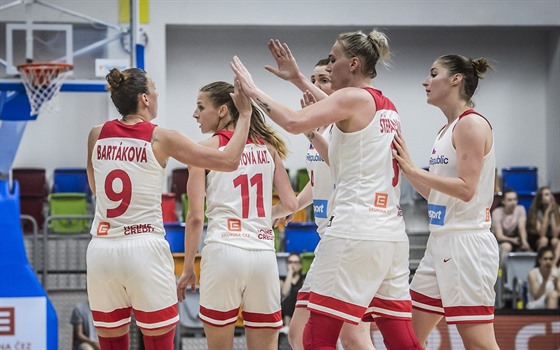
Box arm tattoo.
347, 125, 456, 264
152, 132, 159, 145
256, 98, 271, 113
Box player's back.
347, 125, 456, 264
91, 120, 165, 237
205, 130, 275, 251
326, 88, 406, 242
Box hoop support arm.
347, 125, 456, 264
35, 0, 123, 31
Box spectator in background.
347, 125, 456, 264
526, 246, 559, 309
527, 186, 560, 251
492, 188, 531, 267
281, 253, 305, 327
70, 301, 99, 350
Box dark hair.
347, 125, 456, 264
106, 68, 149, 116
200, 81, 289, 159
535, 246, 554, 268
315, 58, 330, 67
337, 29, 390, 79
501, 188, 517, 201
436, 55, 493, 107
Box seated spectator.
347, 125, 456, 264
70, 301, 99, 350
280, 253, 305, 326
492, 189, 531, 267
526, 246, 559, 309
527, 186, 560, 251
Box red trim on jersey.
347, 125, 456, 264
452, 109, 493, 131
98, 119, 156, 142
242, 310, 283, 329
91, 306, 132, 324
307, 292, 366, 323
133, 304, 178, 326
363, 87, 398, 113
364, 297, 412, 319
214, 129, 264, 148
215, 130, 234, 147
199, 305, 239, 326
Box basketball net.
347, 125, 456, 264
17, 62, 73, 116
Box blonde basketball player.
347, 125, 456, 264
232, 30, 422, 350
265, 41, 375, 350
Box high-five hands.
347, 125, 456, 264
264, 39, 301, 82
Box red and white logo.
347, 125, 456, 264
374, 193, 388, 208
228, 219, 242, 232
97, 222, 110, 236
0, 307, 15, 335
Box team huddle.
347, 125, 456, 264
85, 29, 500, 350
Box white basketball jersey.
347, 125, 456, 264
91, 120, 165, 238
204, 131, 276, 251
427, 110, 495, 233
306, 125, 335, 235
325, 88, 406, 242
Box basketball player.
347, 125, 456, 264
176, 81, 297, 350
232, 30, 422, 350
85, 68, 251, 350
392, 55, 500, 349
265, 41, 375, 350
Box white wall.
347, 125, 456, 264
163, 25, 557, 189
1, 0, 559, 190
546, 34, 560, 190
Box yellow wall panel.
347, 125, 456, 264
119, 0, 149, 23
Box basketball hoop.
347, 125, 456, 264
17, 62, 73, 115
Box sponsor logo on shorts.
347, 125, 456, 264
313, 199, 328, 218
227, 218, 242, 231
97, 222, 110, 236
443, 257, 452, 263
428, 204, 446, 226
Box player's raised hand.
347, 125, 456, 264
264, 39, 301, 82
230, 56, 259, 99
230, 78, 252, 119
